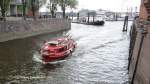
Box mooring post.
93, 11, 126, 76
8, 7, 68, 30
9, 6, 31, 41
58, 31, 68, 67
122, 16, 128, 32
72, 15, 73, 20
125, 16, 128, 31
77, 13, 79, 22
87, 12, 90, 24
116, 13, 118, 21
22, 0, 26, 20
93, 15, 95, 23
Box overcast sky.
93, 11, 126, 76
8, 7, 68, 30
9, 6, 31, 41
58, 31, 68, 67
78, 0, 141, 12
40, 0, 141, 12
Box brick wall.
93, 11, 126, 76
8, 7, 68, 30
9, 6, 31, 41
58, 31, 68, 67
139, 0, 150, 20
139, 1, 148, 20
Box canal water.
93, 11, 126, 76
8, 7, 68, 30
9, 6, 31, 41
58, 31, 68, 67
0, 21, 131, 84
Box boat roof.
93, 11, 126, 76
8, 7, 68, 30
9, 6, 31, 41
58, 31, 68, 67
45, 37, 72, 46
47, 41, 59, 45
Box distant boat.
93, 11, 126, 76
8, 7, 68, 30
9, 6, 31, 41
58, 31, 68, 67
86, 16, 105, 26
89, 20, 105, 25
72, 15, 105, 26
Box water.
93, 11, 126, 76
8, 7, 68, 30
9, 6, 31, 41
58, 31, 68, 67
0, 21, 131, 84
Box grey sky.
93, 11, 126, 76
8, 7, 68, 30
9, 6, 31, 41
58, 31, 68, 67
40, 0, 141, 12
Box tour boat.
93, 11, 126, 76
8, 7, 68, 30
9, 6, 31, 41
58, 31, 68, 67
40, 37, 76, 64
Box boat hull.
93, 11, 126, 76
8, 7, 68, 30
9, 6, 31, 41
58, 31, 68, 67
42, 49, 73, 63
88, 21, 105, 25
42, 54, 69, 63
85, 21, 105, 26
93, 21, 105, 25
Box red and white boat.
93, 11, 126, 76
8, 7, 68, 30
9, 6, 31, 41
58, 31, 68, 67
40, 37, 76, 64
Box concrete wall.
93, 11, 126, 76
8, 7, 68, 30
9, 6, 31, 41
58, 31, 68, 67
0, 19, 71, 42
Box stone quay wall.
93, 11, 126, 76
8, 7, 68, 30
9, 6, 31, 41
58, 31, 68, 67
0, 19, 71, 42
128, 18, 150, 84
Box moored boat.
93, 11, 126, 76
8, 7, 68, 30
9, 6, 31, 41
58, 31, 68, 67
83, 15, 105, 26
91, 15, 105, 25
40, 37, 76, 64
88, 20, 105, 25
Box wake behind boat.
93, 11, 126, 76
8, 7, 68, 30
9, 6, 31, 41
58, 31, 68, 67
40, 37, 76, 64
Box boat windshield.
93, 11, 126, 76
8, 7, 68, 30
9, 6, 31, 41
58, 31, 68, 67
47, 41, 59, 46
57, 48, 65, 52
57, 46, 67, 52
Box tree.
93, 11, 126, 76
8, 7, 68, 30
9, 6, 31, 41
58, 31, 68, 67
58, 0, 78, 18
27, 0, 46, 19
31, 0, 36, 19
0, 0, 10, 18
22, 0, 27, 20
49, 0, 58, 18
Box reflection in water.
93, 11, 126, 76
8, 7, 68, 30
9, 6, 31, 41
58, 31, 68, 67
0, 21, 131, 84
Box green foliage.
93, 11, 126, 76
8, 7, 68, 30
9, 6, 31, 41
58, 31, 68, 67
17, 5, 23, 11
26, 0, 38, 11
0, 0, 10, 17
66, 0, 78, 9
58, 0, 78, 9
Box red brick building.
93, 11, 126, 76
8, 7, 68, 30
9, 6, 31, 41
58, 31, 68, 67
139, 0, 150, 20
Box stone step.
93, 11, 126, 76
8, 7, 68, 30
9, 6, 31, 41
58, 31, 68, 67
147, 13, 150, 17
147, 9, 150, 13
147, 7, 150, 10
145, 6, 150, 9
144, 3, 150, 14
145, 6, 150, 14
144, 3, 150, 8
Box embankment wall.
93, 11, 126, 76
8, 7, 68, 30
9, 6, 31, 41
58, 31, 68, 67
0, 19, 71, 42
129, 18, 150, 84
